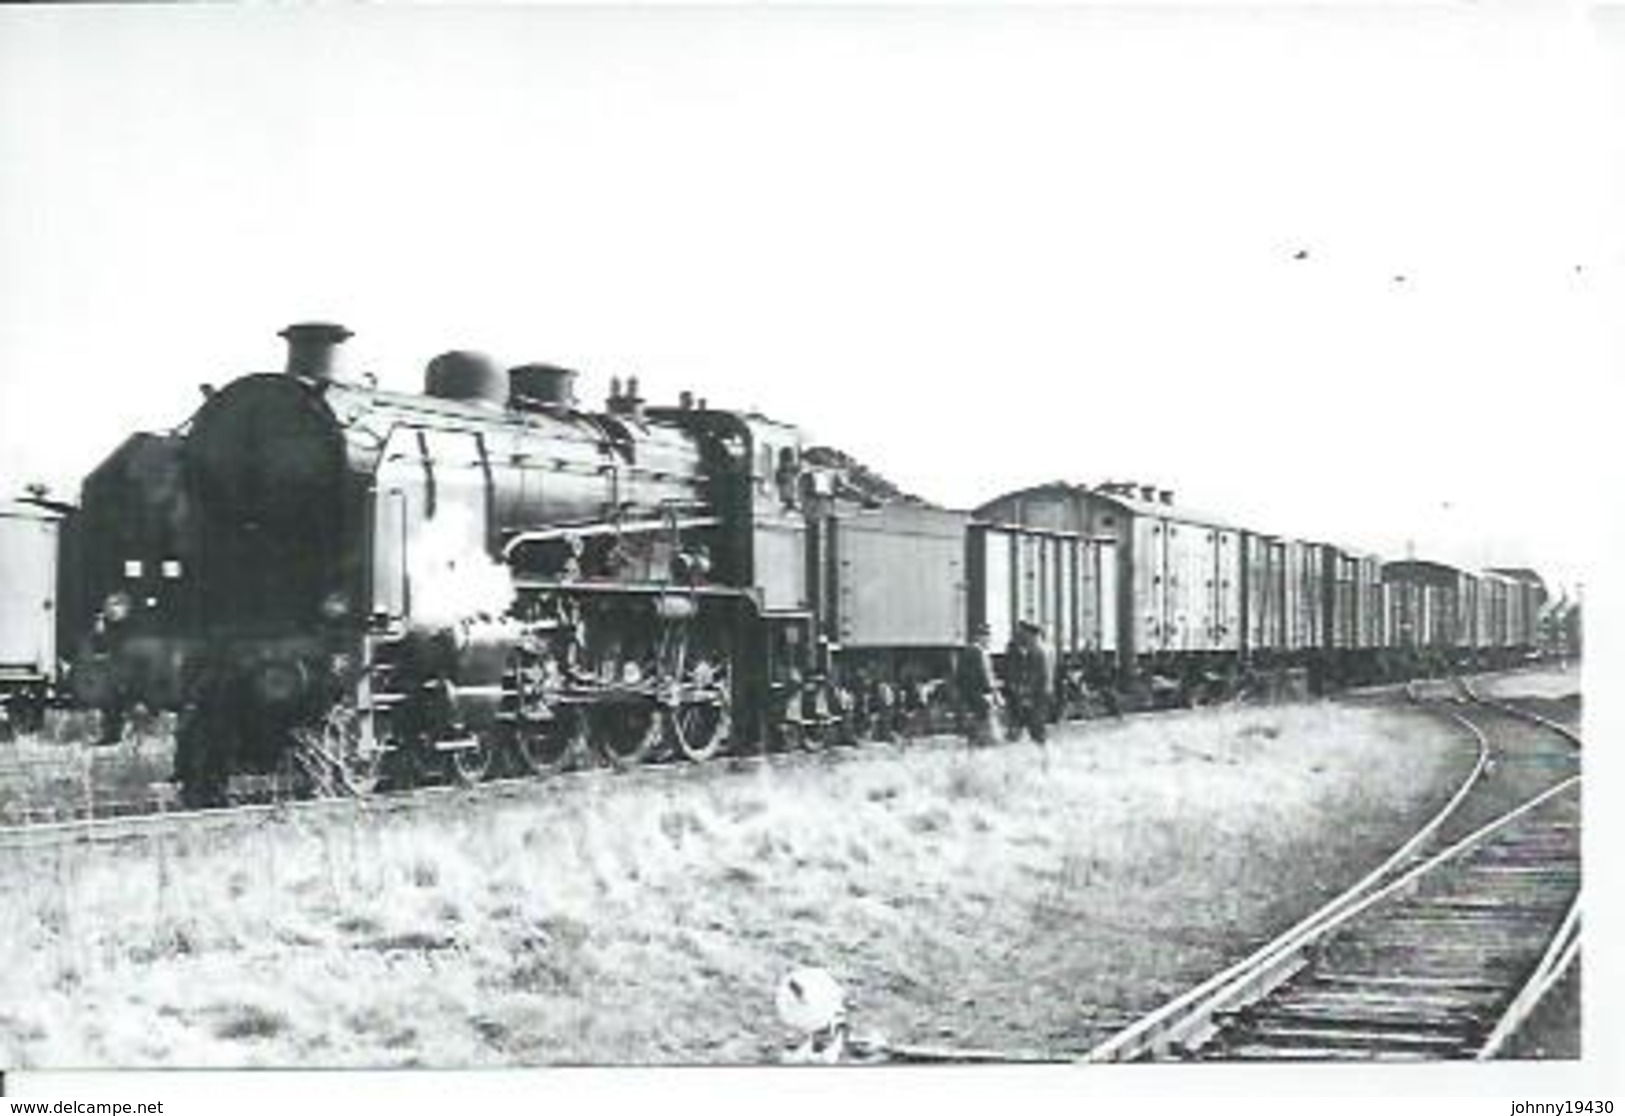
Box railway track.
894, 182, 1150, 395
0, 669, 1569, 857
1084, 683, 1581, 1062
0, 671, 1302, 848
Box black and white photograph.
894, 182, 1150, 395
0, 0, 1615, 1102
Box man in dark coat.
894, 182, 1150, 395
1004, 621, 1056, 744
959, 623, 1001, 747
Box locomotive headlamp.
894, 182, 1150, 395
103, 591, 134, 625
319, 590, 352, 622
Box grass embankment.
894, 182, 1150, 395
1476, 665, 1582, 703
0, 701, 1470, 1067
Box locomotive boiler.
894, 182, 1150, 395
170, 323, 821, 803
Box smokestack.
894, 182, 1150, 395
1140, 484, 1156, 502
279, 322, 353, 381
1159, 489, 1173, 505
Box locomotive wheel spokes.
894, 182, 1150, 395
668, 698, 733, 762
294, 703, 384, 797
593, 703, 661, 769
514, 708, 585, 775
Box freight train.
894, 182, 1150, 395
0, 324, 1550, 797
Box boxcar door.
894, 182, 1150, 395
1136, 517, 1170, 653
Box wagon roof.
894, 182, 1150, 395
1487, 566, 1547, 590
1072, 480, 1235, 529
1048, 481, 1245, 530
0, 499, 63, 522
1382, 557, 1470, 581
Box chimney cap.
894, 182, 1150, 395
279, 321, 353, 380
278, 321, 353, 344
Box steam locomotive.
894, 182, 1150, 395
5, 323, 1550, 800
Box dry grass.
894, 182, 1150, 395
0, 701, 1470, 1068
0, 715, 176, 824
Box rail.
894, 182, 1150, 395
1084, 685, 1580, 1062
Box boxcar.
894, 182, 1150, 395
975, 481, 1241, 687
966, 519, 1118, 688
1382, 559, 1467, 668
1487, 568, 1547, 655
0, 498, 62, 730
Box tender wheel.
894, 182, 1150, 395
447, 733, 494, 786
514, 708, 586, 775
593, 703, 661, 769
667, 699, 733, 762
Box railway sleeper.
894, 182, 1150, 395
1310, 972, 1510, 992
1342, 930, 1556, 957
1418, 895, 1574, 913
1326, 934, 1536, 959
1222, 1021, 1473, 1054
1469, 863, 1581, 877
1212, 1043, 1437, 1062
1353, 926, 1567, 950
1382, 904, 1568, 924
1234, 1001, 1485, 1033
1273, 988, 1502, 1014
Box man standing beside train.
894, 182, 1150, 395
1004, 621, 1056, 745
959, 623, 1001, 747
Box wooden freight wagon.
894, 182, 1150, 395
1382, 559, 1467, 669
966, 520, 1118, 686
0, 498, 62, 731
1243, 534, 1287, 657
975, 481, 1240, 691
1488, 568, 1548, 655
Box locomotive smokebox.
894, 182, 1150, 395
425, 351, 505, 407
279, 322, 353, 381
509, 363, 578, 411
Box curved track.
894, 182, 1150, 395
1084, 682, 1581, 1062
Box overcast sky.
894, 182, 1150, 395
0, 4, 1614, 595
